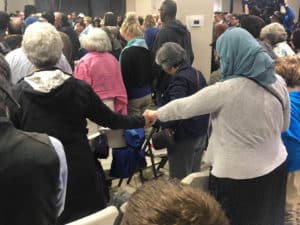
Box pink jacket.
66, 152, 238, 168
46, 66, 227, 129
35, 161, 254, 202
74, 52, 128, 114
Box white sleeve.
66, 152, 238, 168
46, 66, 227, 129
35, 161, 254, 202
56, 54, 73, 74
49, 136, 68, 217
157, 82, 225, 122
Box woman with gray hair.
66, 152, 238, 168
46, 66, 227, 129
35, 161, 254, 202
260, 22, 295, 57
10, 22, 147, 224
154, 42, 209, 179
75, 28, 127, 114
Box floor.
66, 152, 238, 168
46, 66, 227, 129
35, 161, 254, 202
99, 147, 170, 206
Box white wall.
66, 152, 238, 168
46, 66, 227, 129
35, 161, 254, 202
127, 0, 163, 16
176, 0, 213, 79
0, 0, 34, 13
214, 0, 222, 12
126, 0, 135, 12
125, 0, 213, 79
289, 0, 299, 22
135, 0, 152, 16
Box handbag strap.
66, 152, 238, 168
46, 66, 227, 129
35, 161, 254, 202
247, 78, 284, 111
174, 70, 201, 131
195, 70, 200, 90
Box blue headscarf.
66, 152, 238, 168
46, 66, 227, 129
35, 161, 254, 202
216, 27, 276, 86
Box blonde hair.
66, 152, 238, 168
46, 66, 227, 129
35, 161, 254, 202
120, 12, 143, 38
275, 56, 300, 87
260, 22, 287, 45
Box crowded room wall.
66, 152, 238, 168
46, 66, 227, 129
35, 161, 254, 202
126, 0, 214, 79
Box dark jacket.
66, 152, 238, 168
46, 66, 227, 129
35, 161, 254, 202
152, 20, 194, 64
58, 26, 81, 62
0, 117, 59, 225
152, 20, 194, 98
158, 64, 209, 140
11, 75, 145, 224
120, 46, 153, 99
144, 27, 159, 51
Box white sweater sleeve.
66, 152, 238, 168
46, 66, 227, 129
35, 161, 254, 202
157, 82, 225, 122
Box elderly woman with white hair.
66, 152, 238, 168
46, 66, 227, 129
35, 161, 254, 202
75, 28, 127, 114
260, 22, 295, 57
154, 42, 209, 179
10, 22, 147, 224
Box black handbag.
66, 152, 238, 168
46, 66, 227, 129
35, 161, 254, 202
152, 70, 203, 150
152, 128, 174, 150
90, 132, 110, 159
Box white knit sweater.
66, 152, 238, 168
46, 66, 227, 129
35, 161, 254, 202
157, 77, 290, 179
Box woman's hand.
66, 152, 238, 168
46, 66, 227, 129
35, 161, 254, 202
143, 109, 158, 127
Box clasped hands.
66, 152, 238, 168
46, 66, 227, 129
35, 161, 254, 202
143, 109, 158, 128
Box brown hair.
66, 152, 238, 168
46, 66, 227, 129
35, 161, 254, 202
121, 179, 230, 225
144, 15, 156, 29
275, 56, 300, 88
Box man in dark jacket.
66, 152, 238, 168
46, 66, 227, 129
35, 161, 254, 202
0, 54, 67, 225
152, 0, 194, 104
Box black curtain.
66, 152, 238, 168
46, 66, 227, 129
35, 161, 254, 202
35, 0, 59, 12
109, 0, 126, 16
90, 0, 125, 17
90, 0, 109, 17
35, 0, 125, 17
59, 0, 89, 15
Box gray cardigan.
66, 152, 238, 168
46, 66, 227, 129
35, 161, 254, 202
157, 76, 290, 179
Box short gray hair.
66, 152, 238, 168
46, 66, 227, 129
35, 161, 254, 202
260, 22, 287, 45
22, 22, 63, 68
80, 28, 112, 52
155, 42, 187, 70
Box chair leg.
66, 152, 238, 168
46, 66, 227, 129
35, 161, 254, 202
118, 178, 124, 187
139, 167, 145, 183
157, 157, 168, 171
147, 142, 158, 178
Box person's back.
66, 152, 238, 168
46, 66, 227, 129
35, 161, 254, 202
0, 52, 64, 225
153, 20, 193, 64
75, 51, 127, 114
275, 56, 300, 224
152, 0, 193, 64
5, 48, 72, 84
0, 121, 60, 225
203, 76, 289, 178
152, 0, 193, 102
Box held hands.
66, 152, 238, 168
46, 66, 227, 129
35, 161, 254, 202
143, 109, 158, 128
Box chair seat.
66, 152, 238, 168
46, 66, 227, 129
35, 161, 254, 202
66, 206, 119, 225
181, 168, 210, 191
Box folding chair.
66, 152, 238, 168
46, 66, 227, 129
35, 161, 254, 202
118, 127, 168, 186
66, 206, 119, 225
181, 166, 210, 192
143, 127, 168, 177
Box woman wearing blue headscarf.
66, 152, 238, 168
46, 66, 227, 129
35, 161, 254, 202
144, 27, 290, 225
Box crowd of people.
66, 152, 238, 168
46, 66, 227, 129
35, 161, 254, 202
0, 0, 300, 224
